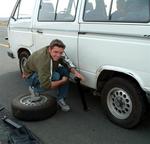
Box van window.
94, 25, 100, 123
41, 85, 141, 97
111, 0, 150, 22
38, 0, 57, 21
83, 0, 108, 21
15, 0, 35, 19
56, 0, 78, 21
83, 0, 150, 22
38, 0, 78, 22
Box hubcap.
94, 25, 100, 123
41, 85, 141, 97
107, 87, 132, 119
20, 95, 48, 106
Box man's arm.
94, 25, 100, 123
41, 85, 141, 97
70, 67, 85, 81
61, 52, 76, 69
50, 76, 68, 89
61, 52, 85, 81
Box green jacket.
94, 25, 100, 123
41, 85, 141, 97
24, 46, 75, 89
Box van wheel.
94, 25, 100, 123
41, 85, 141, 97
11, 94, 57, 121
19, 51, 30, 74
101, 77, 146, 129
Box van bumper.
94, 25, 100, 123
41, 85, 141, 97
7, 50, 15, 59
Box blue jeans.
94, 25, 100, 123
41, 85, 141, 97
25, 67, 69, 101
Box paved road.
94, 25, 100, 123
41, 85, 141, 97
0, 27, 7, 42
0, 27, 150, 144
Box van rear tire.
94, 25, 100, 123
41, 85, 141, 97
19, 51, 30, 74
101, 77, 146, 129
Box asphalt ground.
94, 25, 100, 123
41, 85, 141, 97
0, 27, 150, 144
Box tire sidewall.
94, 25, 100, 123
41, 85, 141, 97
101, 77, 144, 128
11, 94, 57, 121
19, 51, 30, 74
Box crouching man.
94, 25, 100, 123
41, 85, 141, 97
22, 39, 84, 112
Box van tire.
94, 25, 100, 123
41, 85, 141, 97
11, 94, 57, 121
19, 51, 30, 74
101, 77, 146, 129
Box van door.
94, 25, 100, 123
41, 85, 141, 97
8, 0, 36, 55
78, 0, 150, 89
33, 0, 79, 66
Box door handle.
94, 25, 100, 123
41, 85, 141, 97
37, 30, 43, 34
78, 32, 86, 35
144, 35, 150, 38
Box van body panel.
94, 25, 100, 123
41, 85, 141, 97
79, 22, 150, 37
8, 19, 33, 58
32, 21, 79, 67
97, 65, 150, 92
78, 21, 150, 89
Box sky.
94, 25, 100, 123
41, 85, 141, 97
0, 0, 17, 18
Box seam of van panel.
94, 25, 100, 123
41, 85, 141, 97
78, 31, 149, 40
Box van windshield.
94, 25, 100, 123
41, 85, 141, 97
11, 0, 36, 20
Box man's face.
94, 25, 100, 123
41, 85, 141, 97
49, 46, 64, 61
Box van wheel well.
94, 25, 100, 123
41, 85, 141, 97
97, 70, 145, 95
18, 48, 30, 59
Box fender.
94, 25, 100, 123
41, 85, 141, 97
17, 45, 33, 59
96, 65, 145, 91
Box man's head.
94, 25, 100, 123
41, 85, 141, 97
48, 39, 65, 61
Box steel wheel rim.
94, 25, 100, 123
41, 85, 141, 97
20, 95, 48, 106
107, 87, 132, 119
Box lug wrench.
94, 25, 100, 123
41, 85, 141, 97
74, 77, 88, 111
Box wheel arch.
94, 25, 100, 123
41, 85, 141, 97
17, 48, 31, 59
96, 66, 145, 96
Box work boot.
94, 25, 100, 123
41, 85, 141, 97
57, 99, 70, 112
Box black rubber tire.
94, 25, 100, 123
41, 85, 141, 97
101, 77, 146, 129
19, 51, 30, 74
11, 94, 57, 121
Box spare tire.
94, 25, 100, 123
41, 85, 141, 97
11, 94, 57, 121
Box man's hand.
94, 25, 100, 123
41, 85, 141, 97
62, 76, 68, 83
74, 71, 85, 81
70, 68, 85, 81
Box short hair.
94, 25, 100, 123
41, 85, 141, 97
49, 39, 66, 49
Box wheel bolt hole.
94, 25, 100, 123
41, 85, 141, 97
119, 92, 123, 96
122, 110, 125, 114
118, 110, 121, 113
116, 92, 119, 95
126, 104, 130, 108
123, 94, 126, 98
113, 103, 115, 107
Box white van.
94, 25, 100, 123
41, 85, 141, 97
7, 0, 150, 128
